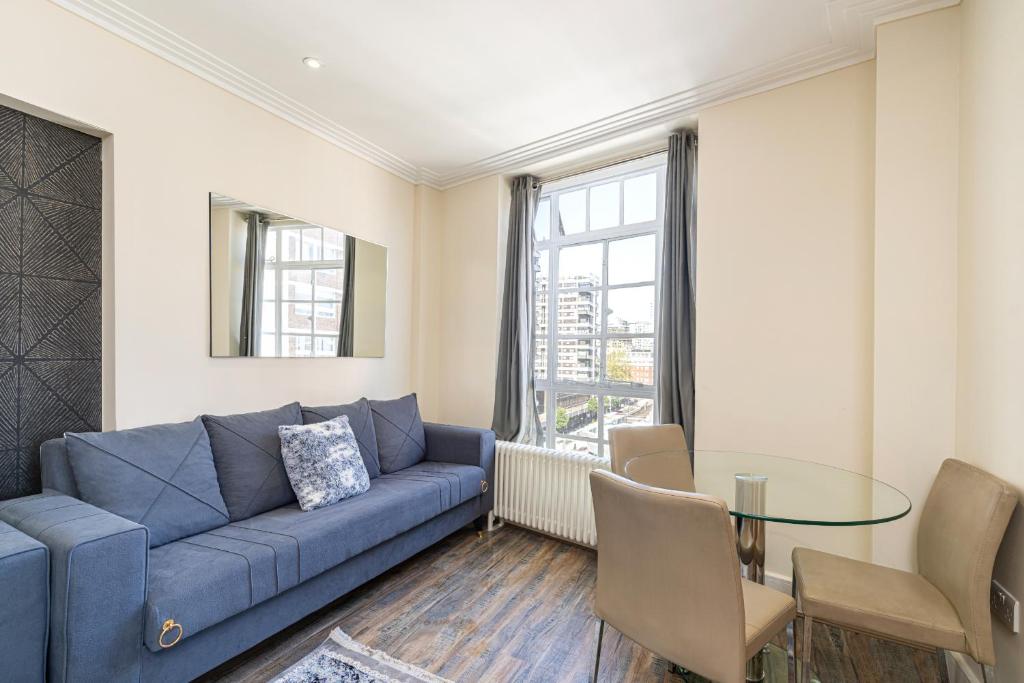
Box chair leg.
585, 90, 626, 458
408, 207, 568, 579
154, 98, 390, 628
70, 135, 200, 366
982, 664, 996, 683
786, 619, 797, 683
800, 615, 813, 683
592, 619, 605, 683
936, 649, 950, 683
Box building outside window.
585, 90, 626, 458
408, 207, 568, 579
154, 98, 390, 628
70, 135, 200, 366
260, 222, 346, 357
533, 155, 666, 457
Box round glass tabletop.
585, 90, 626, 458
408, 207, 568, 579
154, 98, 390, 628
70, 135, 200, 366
624, 449, 911, 526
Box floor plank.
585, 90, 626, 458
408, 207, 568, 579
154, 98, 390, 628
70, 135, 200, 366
200, 525, 945, 682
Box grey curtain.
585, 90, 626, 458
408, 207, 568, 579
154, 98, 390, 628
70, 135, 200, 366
657, 131, 698, 454
491, 175, 541, 442
238, 212, 268, 357
337, 235, 357, 357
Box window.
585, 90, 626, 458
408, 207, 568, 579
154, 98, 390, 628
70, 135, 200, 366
260, 223, 346, 357
533, 156, 666, 457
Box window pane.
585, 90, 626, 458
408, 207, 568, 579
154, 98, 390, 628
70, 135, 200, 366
314, 336, 337, 357
302, 228, 323, 261
556, 338, 600, 383
554, 438, 599, 456
281, 229, 302, 262
535, 390, 548, 444
262, 269, 276, 301
282, 302, 313, 333
314, 303, 340, 334
558, 243, 602, 289
624, 173, 657, 224
589, 182, 620, 230
557, 189, 586, 235
283, 269, 312, 299
260, 302, 275, 332
264, 230, 277, 262
557, 289, 601, 336
603, 396, 655, 438
259, 334, 276, 357
314, 269, 343, 301
534, 338, 547, 381
323, 228, 345, 261
281, 334, 312, 357
554, 393, 599, 442
608, 234, 656, 285
607, 286, 655, 334
605, 337, 654, 386
534, 198, 551, 241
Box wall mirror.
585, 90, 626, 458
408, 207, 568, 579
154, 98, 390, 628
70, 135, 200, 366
209, 193, 387, 358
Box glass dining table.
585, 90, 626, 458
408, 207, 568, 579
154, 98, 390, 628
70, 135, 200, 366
623, 450, 912, 682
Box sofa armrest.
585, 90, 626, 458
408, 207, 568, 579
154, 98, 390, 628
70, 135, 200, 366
424, 423, 496, 513
0, 520, 48, 682
0, 491, 148, 683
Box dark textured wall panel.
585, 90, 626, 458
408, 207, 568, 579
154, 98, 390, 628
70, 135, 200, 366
0, 103, 102, 499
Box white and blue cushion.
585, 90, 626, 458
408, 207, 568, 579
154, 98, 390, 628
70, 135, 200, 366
278, 415, 370, 511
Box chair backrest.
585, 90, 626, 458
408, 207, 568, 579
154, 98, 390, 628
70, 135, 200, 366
917, 459, 1018, 665
590, 469, 746, 683
608, 424, 689, 476
622, 450, 695, 492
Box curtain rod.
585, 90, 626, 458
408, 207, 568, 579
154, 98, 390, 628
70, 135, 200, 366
534, 146, 669, 188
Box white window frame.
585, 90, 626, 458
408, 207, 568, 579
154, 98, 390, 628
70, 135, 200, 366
533, 154, 666, 457
262, 222, 346, 357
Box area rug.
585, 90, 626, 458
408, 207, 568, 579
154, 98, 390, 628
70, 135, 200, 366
271, 628, 452, 683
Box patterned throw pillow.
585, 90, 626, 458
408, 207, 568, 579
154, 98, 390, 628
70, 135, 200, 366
278, 415, 371, 511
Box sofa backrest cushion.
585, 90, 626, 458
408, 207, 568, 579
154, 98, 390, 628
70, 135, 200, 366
66, 419, 230, 547
300, 398, 381, 478
202, 402, 303, 521
369, 394, 426, 473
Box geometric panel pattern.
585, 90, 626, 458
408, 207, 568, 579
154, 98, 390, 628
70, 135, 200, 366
0, 103, 101, 499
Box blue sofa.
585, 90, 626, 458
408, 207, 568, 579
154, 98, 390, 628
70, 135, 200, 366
0, 400, 495, 683
0, 519, 49, 682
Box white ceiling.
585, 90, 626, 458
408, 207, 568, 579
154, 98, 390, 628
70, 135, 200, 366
53, 0, 956, 188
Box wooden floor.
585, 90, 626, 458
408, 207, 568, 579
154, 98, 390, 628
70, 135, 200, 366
201, 525, 945, 683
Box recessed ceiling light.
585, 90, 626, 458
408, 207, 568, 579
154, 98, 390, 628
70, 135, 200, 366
302, 57, 322, 69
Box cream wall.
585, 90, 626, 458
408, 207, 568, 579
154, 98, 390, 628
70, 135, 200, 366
695, 62, 877, 576
412, 185, 444, 421
956, 0, 1024, 678
871, 8, 960, 572
433, 175, 506, 428
0, 0, 417, 426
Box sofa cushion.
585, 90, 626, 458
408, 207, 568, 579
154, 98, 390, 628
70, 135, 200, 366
230, 467, 482, 582
279, 416, 370, 511
381, 461, 486, 510
142, 462, 486, 651
369, 394, 426, 473
202, 402, 303, 521
301, 399, 381, 478
144, 528, 301, 652
66, 420, 229, 547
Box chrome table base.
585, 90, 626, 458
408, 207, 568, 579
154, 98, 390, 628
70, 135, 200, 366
735, 474, 769, 681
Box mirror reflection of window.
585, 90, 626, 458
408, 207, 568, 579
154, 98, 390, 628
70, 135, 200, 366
261, 223, 347, 357
209, 193, 387, 359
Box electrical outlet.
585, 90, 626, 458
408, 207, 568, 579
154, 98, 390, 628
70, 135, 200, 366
991, 579, 1020, 633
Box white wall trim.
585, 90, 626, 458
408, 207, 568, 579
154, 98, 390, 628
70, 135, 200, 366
50, 0, 957, 189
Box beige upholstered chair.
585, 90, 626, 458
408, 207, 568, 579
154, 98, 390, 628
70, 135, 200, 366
607, 424, 689, 477
590, 469, 796, 683
793, 459, 1018, 683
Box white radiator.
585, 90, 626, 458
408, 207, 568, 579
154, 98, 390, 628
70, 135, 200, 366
494, 441, 607, 547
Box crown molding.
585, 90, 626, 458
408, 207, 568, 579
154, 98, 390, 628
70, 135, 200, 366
51, 0, 957, 190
